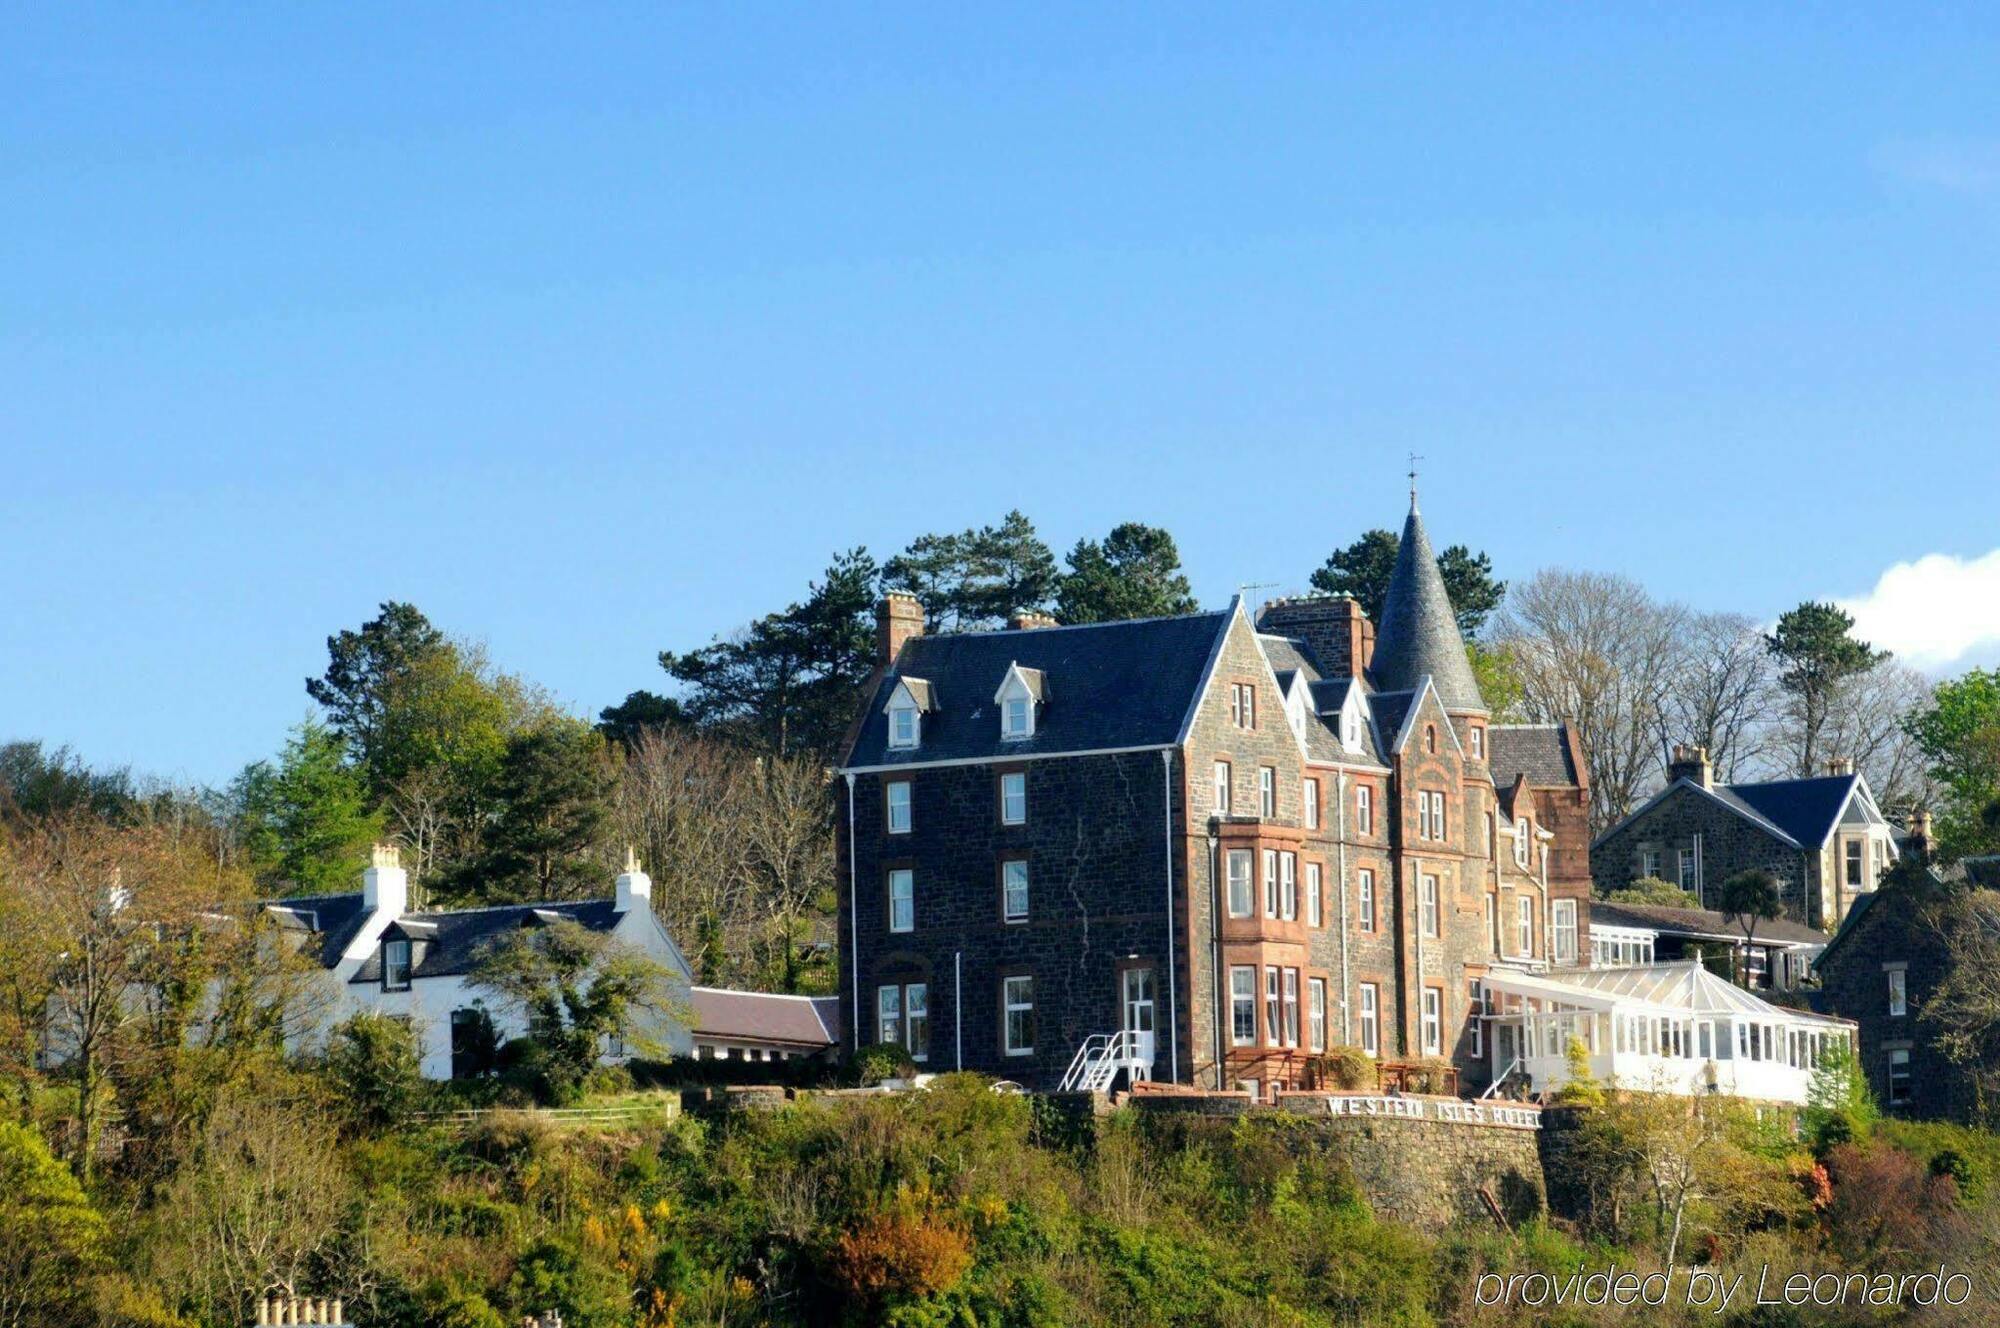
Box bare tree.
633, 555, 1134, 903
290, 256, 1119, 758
1658, 611, 1777, 782
1493, 570, 1688, 834
1809, 662, 1935, 811
740, 755, 837, 992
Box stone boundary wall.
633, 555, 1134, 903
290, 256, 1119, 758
1128, 1091, 1546, 1227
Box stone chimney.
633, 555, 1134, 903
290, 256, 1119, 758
1255, 595, 1375, 680
614, 845, 651, 913
254, 1295, 348, 1326
1907, 808, 1935, 861
362, 843, 407, 919
1825, 756, 1855, 777
1666, 744, 1712, 790
1007, 610, 1059, 630
876, 593, 924, 665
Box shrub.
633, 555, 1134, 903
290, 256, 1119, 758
1404, 1057, 1456, 1095
1554, 1036, 1604, 1105
852, 1041, 917, 1086
832, 1209, 974, 1305
325, 1011, 426, 1127
1607, 878, 1703, 908
1804, 1039, 1878, 1154
1313, 1045, 1377, 1091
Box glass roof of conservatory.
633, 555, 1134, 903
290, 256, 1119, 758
1482, 962, 1854, 1026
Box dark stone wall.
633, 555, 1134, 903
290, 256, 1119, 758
1591, 784, 1820, 927
1815, 890, 1971, 1121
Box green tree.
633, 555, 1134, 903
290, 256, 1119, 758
233, 719, 381, 895
1715, 869, 1783, 985
1904, 668, 2000, 861
881, 510, 1058, 631
324, 1011, 425, 1129
306, 601, 450, 780
1804, 1037, 1879, 1152
663, 548, 878, 758
455, 722, 614, 903
1054, 522, 1198, 624
469, 920, 677, 1104
1765, 602, 1889, 777
1308, 530, 1505, 635
1606, 877, 1704, 908
0, 1120, 107, 1328
0, 741, 136, 828
594, 690, 687, 750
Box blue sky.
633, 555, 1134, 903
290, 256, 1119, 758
6, 6, 1999, 786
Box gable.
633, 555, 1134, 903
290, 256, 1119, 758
1594, 778, 1806, 852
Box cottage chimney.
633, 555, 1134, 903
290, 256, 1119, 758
1667, 744, 1712, 790
614, 845, 652, 913
1825, 756, 1855, 777
1007, 610, 1059, 630
362, 842, 407, 919
1907, 808, 1935, 861
876, 593, 924, 665
253, 1295, 350, 1327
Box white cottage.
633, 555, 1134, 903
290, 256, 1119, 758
1480, 961, 1855, 1106
261, 845, 694, 1079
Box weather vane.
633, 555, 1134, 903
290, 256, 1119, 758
1408, 452, 1424, 508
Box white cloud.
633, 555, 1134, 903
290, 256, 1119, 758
1872, 138, 2000, 194
1838, 548, 2000, 671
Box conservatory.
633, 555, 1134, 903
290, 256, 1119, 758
1478, 962, 1855, 1106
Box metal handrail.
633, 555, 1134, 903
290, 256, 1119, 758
1060, 1030, 1145, 1092
1479, 1058, 1524, 1100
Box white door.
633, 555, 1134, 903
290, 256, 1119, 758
1122, 967, 1157, 1075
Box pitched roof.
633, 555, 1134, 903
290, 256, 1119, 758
345, 898, 628, 983
1257, 634, 1387, 768
1589, 899, 1828, 947
260, 891, 372, 968
841, 611, 1232, 769
689, 987, 841, 1048
1719, 774, 1861, 850
1488, 961, 1852, 1024
1489, 724, 1580, 788
1367, 502, 1486, 713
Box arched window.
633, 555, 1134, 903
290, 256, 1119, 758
1425, 725, 1437, 753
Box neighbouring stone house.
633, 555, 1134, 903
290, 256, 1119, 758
254, 846, 695, 1079
834, 495, 1591, 1097
1590, 746, 1901, 932
1584, 899, 1828, 991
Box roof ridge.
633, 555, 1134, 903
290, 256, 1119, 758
690, 986, 838, 1001
914, 608, 1226, 644
402, 898, 605, 921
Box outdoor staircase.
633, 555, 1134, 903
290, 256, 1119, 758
1059, 1030, 1145, 1093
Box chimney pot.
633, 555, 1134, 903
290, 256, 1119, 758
1007, 610, 1059, 630
1667, 744, 1713, 791
1825, 756, 1855, 776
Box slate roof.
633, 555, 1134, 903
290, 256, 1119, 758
1367, 503, 1487, 713
1590, 900, 1828, 948
689, 987, 841, 1048
1367, 690, 1418, 754
260, 891, 372, 968
345, 898, 627, 983
1489, 724, 1581, 788
1257, 634, 1387, 768
842, 610, 1232, 768
1719, 774, 1862, 850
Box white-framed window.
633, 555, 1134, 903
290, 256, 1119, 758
1420, 874, 1439, 938
1889, 1048, 1912, 1105
1000, 771, 1027, 825
1227, 849, 1254, 917
1280, 852, 1297, 921
1887, 966, 1908, 1017
889, 701, 919, 750
383, 937, 412, 991
877, 985, 902, 1046
1356, 785, 1373, 835
1642, 848, 1662, 878
1678, 848, 1696, 890
1303, 778, 1320, 829
1281, 968, 1300, 1047
1264, 967, 1281, 1046
1259, 766, 1276, 818
886, 780, 912, 835
1485, 895, 1498, 955
1470, 726, 1483, 760
1359, 983, 1380, 1056
1425, 724, 1437, 754
1230, 966, 1257, 1044
1231, 683, 1257, 729
1003, 975, 1035, 1056
1003, 694, 1032, 740
1514, 817, 1530, 867
1358, 869, 1376, 932
1343, 708, 1361, 751
1846, 840, 1864, 887
1516, 895, 1534, 956
1262, 848, 1278, 918
1421, 988, 1442, 1056
1003, 859, 1030, 923
1213, 761, 1232, 814
1305, 861, 1323, 928
906, 983, 928, 1060
1308, 977, 1327, 1053
1551, 899, 1578, 964
1468, 980, 1485, 1058
1417, 790, 1444, 841
888, 869, 914, 933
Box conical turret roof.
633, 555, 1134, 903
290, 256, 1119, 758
1368, 499, 1488, 713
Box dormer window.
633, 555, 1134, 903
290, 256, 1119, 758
889, 702, 920, 749
1514, 817, 1530, 868
383, 937, 412, 991
994, 663, 1045, 742
883, 676, 934, 751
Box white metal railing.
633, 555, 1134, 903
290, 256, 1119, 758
1059, 1030, 1145, 1092
1479, 1057, 1524, 1099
